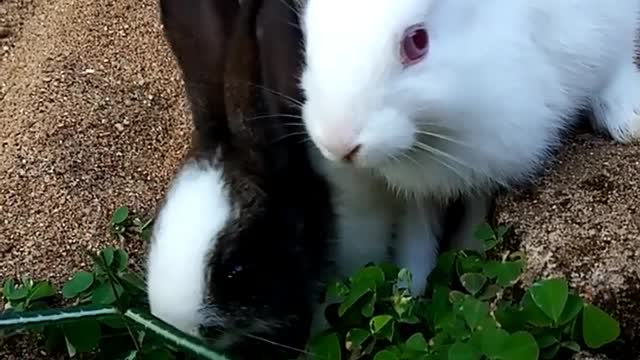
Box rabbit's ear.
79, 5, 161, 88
254, 0, 310, 171
159, 0, 239, 147
257, 0, 304, 116
223, 0, 264, 142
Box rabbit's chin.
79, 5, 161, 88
371, 150, 496, 200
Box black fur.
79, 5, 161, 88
158, 0, 334, 359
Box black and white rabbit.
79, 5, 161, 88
146, 0, 335, 358
296, 0, 640, 294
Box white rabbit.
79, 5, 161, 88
298, 0, 640, 294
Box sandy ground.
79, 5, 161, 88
0, 0, 189, 357
0, 0, 188, 285
0, 0, 638, 359
498, 134, 640, 358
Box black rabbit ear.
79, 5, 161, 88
254, 0, 310, 171
256, 0, 305, 116
223, 0, 264, 139
159, 0, 239, 147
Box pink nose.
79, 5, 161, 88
323, 142, 362, 163
315, 123, 362, 162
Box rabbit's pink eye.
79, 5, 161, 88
401, 24, 428, 66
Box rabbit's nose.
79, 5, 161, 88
318, 137, 362, 164
341, 144, 362, 163
310, 120, 364, 163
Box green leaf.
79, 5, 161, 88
557, 294, 584, 325
2, 279, 15, 298
338, 283, 372, 317
374, 350, 399, 360
379, 262, 400, 280
478, 327, 509, 357
338, 266, 384, 317
582, 303, 620, 349
339, 266, 384, 317
461, 297, 489, 330
449, 290, 467, 305
460, 273, 487, 296
535, 333, 558, 349
100, 247, 115, 267
436, 251, 458, 274
62, 271, 94, 299
91, 282, 123, 305
457, 254, 484, 276
483, 261, 523, 287
448, 341, 481, 360
63, 319, 101, 352
118, 271, 146, 293
308, 332, 341, 360
141, 227, 153, 242
541, 344, 560, 360
353, 265, 386, 287
27, 281, 56, 303
431, 285, 453, 327
5, 285, 29, 301
473, 223, 495, 242
529, 278, 568, 323
521, 291, 553, 327
397, 268, 412, 289
392, 293, 413, 318
362, 292, 377, 318
370, 315, 394, 334
478, 284, 501, 301
111, 206, 129, 225
346, 328, 370, 351
561, 340, 581, 352
495, 225, 510, 239
326, 280, 349, 303
113, 249, 130, 272
405, 333, 428, 352
495, 331, 539, 360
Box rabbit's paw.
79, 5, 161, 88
593, 59, 640, 144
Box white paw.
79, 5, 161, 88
409, 273, 429, 297
611, 110, 640, 144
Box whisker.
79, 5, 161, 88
241, 333, 320, 358
413, 141, 470, 169
182, 77, 304, 111
407, 146, 473, 189
414, 129, 470, 148
287, 21, 302, 31
296, 138, 314, 145
251, 83, 304, 109
274, 131, 309, 143
246, 114, 303, 122
278, 0, 302, 17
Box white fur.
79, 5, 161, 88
300, 0, 640, 294
301, 0, 640, 197
146, 159, 233, 336
395, 199, 441, 295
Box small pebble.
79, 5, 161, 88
0, 26, 10, 38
